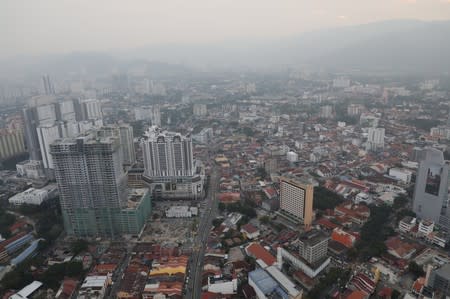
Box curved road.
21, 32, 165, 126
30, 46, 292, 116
184, 166, 219, 299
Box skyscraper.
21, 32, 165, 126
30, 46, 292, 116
36, 124, 61, 170
141, 126, 204, 200
413, 148, 449, 224
142, 126, 193, 177
51, 131, 128, 237
366, 127, 385, 151
134, 105, 161, 127
279, 177, 314, 227
298, 229, 329, 264
42, 75, 55, 95
22, 103, 57, 160
23, 99, 103, 173
97, 124, 136, 167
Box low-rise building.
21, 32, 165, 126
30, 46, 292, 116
418, 220, 434, 236
78, 275, 109, 299
388, 168, 412, 184
165, 206, 198, 218
8, 186, 56, 206
331, 228, 357, 248
240, 223, 260, 240
399, 216, 416, 233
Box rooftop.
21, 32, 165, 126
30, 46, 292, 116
299, 229, 329, 247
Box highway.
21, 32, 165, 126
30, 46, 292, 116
184, 166, 219, 299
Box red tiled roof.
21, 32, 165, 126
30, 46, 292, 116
241, 224, 258, 234
245, 243, 276, 266
317, 218, 340, 230
346, 290, 368, 299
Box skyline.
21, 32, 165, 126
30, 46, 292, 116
2, 0, 450, 58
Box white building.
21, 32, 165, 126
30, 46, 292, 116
207, 276, 238, 295
78, 275, 109, 299
57, 100, 76, 122
355, 192, 372, 204
320, 105, 333, 118
192, 128, 213, 144
418, 220, 434, 236
134, 105, 161, 126
80, 99, 103, 120
193, 104, 207, 117
389, 168, 412, 184
366, 127, 385, 151
277, 247, 330, 278
398, 216, 416, 233
36, 124, 61, 169
165, 206, 198, 218
8, 187, 57, 206
141, 126, 194, 177
347, 104, 362, 116
286, 151, 298, 163
16, 160, 45, 179
333, 77, 351, 88
279, 178, 314, 226
430, 126, 450, 140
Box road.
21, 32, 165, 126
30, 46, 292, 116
184, 166, 219, 299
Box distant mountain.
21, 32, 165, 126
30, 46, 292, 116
2, 19, 450, 78
122, 19, 450, 74
298, 20, 450, 73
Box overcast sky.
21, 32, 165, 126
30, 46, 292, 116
2, 0, 450, 58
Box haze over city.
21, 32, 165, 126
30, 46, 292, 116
1, 1, 450, 299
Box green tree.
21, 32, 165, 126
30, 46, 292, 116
259, 216, 270, 225
256, 167, 267, 180
313, 186, 345, 211
393, 195, 409, 210
409, 261, 425, 278
212, 218, 223, 228
71, 239, 89, 255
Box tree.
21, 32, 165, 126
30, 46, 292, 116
355, 205, 392, 260
393, 195, 409, 210
71, 239, 89, 255
0, 209, 16, 239
409, 261, 425, 278
255, 167, 267, 180
259, 216, 270, 225
212, 218, 223, 228
313, 186, 345, 211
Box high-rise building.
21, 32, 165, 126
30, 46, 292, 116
97, 125, 136, 167
42, 75, 55, 95
23, 99, 103, 172
413, 148, 449, 224
366, 127, 385, 151
56, 100, 76, 122
0, 129, 26, 160
333, 77, 351, 88
22, 103, 57, 160
279, 177, 314, 227
298, 229, 329, 264
320, 105, 333, 119
141, 126, 204, 200
50, 131, 150, 237
429, 264, 450, 297
347, 104, 362, 116
79, 99, 103, 120
134, 106, 161, 127
142, 126, 193, 177
193, 104, 207, 117
36, 124, 61, 170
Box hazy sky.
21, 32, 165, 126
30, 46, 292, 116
2, 0, 450, 58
